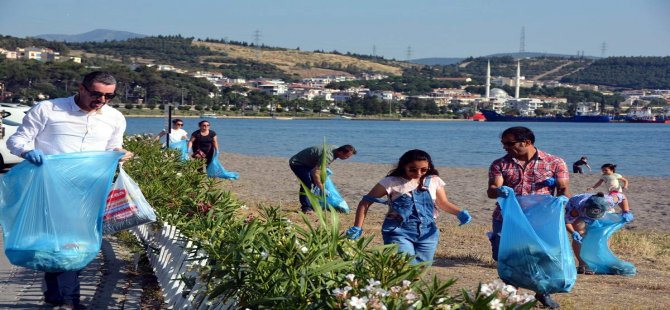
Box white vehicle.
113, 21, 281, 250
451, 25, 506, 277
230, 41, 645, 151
0, 103, 31, 170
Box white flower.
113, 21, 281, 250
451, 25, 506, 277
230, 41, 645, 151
490, 279, 505, 291
240, 205, 248, 210
402, 280, 411, 288
301, 246, 308, 253
390, 286, 401, 294
489, 298, 503, 310
260, 251, 268, 258
372, 288, 390, 297
479, 283, 494, 296
346, 274, 356, 282
176, 172, 183, 177
363, 279, 381, 291
404, 291, 418, 303
348, 296, 369, 309
332, 287, 347, 298
502, 284, 516, 297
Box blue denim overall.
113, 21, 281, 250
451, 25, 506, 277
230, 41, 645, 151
368, 177, 439, 265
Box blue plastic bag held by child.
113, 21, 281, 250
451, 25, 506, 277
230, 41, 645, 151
169, 139, 189, 161
207, 151, 239, 179
497, 187, 576, 294
0, 151, 123, 272
580, 213, 636, 275
103, 166, 157, 235
311, 168, 349, 213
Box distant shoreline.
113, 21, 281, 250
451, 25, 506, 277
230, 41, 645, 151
122, 114, 470, 122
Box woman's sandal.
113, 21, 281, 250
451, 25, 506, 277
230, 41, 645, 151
577, 265, 596, 275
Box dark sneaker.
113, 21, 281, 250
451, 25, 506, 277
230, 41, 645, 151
301, 207, 314, 214
44, 298, 64, 307
61, 303, 87, 310
535, 293, 560, 309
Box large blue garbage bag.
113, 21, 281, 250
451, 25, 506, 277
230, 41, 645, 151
580, 213, 636, 275
169, 140, 189, 161
207, 151, 239, 180
311, 168, 349, 213
497, 187, 575, 294
0, 151, 123, 272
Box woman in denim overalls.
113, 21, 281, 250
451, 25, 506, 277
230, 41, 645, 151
346, 150, 472, 264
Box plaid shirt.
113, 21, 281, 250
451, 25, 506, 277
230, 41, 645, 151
490, 148, 569, 221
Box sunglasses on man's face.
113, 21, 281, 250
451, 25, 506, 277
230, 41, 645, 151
83, 84, 116, 100
501, 140, 522, 147
175, 123, 184, 126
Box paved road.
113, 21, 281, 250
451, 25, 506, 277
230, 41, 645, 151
0, 230, 142, 309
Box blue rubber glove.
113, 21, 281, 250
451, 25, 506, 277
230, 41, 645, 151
543, 177, 556, 187
572, 231, 583, 244
622, 211, 634, 223
457, 210, 472, 226
496, 187, 510, 198
22, 149, 45, 165
313, 187, 330, 197
346, 226, 362, 240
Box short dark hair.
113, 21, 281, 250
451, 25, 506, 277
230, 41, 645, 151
82, 71, 116, 88
198, 120, 210, 126
601, 163, 617, 172
172, 118, 183, 124
501, 126, 535, 144
336, 144, 356, 155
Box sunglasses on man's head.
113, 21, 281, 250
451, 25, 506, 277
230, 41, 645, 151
83, 84, 116, 100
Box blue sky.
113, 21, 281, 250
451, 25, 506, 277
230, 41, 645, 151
1, 0, 668, 60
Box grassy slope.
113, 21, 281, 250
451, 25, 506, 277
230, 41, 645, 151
193, 41, 404, 77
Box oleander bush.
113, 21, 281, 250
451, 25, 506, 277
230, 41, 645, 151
122, 135, 535, 309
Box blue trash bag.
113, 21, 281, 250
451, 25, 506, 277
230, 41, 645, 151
207, 151, 239, 180
311, 168, 349, 213
497, 187, 575, 294
168, 140, 189, 161
580, 213, 636, 275
0, 151, 123, 272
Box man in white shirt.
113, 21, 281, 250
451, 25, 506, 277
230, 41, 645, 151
7, 71, 132, 309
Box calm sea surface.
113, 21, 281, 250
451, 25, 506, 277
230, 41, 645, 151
126, 118, 670, 178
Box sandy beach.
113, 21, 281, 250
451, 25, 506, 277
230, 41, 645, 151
210, 151, 670, 307
220, 152, 670, 232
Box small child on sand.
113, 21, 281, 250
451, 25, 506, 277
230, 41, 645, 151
587, 163, 628, 193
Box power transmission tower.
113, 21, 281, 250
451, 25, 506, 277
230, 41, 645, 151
254, 29, 262, 61
600, 42, 607, 58
406, 46, 412, 63
519, 26, 526, 54
372, 45, 377, 57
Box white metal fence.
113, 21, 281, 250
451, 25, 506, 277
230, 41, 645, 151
131, 223, 232, 309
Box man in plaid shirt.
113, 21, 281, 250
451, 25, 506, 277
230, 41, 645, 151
486, 126, 570, 309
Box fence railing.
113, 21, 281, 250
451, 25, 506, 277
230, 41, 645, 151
131, 223, 233, 309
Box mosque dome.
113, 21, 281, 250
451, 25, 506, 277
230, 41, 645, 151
490, 88, 509, 98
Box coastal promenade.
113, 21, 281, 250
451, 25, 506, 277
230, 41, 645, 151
0, 231, 142, 309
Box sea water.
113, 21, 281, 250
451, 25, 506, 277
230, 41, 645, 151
127, 118, 670, 178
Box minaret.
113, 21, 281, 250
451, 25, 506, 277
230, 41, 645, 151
485, 60, 491, 100
515, 60, 521, 99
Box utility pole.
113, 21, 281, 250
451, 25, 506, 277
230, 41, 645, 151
406, 46, 412, 63
254, 29, 262, 61
600, 42, 607, 58
519, 26, 526, 54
